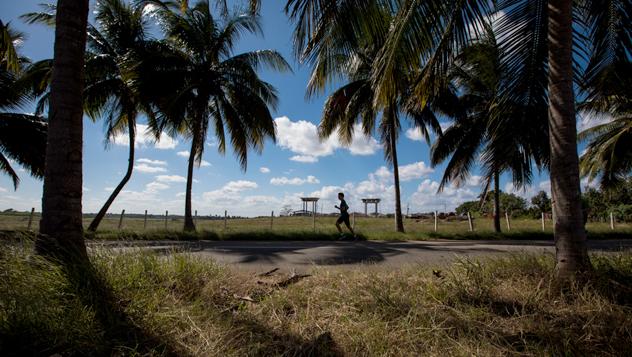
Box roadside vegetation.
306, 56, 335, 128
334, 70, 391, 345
1, 241, 631, 356
1, 215, 631, 242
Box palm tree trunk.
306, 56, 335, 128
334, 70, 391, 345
389, 108, 405, 233
183, 122, 200, 232
493, 169, 501, 233
87, 118, 135, 232
547, 0, 591, 279
35, 0, 90, 261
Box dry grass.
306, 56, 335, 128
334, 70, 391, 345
2, 213, 631, 241
1, 240, 631, 356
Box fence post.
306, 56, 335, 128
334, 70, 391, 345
467, 212, 473, 232
143, 210, 148, 230
610, 212, 615, 230
195, 210, 197, 225
312, 205, 316, 232
434, 211, 438, 232
505, 211, 511, 231
352, 212, 356, 230
270, 211, 274, 230
165, 210, 168, 230
541, 212, 545, 231
224, 210, 227, 230
27, 207, 35, 231
118, 209, 125, 230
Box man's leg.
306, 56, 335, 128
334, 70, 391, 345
344, 221, 355, 235
335, 217, 343, 233
342, 215, 354, 235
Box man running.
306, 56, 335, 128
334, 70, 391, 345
335, 192, 355, 238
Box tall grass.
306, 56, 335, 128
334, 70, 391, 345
1, 241, 631, 355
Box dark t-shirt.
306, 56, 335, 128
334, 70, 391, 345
339, 199, 349, 215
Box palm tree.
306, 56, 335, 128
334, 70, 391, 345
35, 0, 90, 260
145, 1, 290, 231
578, 63, 632, 188
430, 26, 549, 233
284, 0, 632, 278
286, 2, 441, 232
579, 115, 632, 188
20, 1, 159, 232
577, 0, 632, 190
0, 20, 47, 188
82, 0, 157, 232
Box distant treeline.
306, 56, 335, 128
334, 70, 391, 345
455, 177, 632, 222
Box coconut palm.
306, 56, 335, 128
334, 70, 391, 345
577, 0, 632, 190
285, 0, 632, 278
144, 1, 290, 231
19, 1, 157, 232
579, 62, 632, 188
0, 20, 47, 189
35, 0, 90, 259
580, 115, 632, 188
430, 26, 549, 233
299, 5, 441, 233
82, 0, 158, 232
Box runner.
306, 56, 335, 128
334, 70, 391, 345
335, 192, 355, 239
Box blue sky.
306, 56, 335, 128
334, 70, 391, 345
0, 0, 601, 216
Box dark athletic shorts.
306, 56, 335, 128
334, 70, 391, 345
336, 213, 350, 225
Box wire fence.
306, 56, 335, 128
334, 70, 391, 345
1, 209, 631, 236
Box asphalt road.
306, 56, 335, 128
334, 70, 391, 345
91, 239, 632, 272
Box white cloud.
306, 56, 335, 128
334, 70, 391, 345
137, 158, 167, 166
155, 175, 186, 183
405, 128, 425, 142
274, 116, 380, 163
410, 179, 478, 211
399, 162, 434, 181
134, 163, 168, 173
224, 180, 258, 192
367, 161, 434, 183
145, 181, 170, 193
290, 155, 318, 163
175, 151, 210, 167
202, 180, 258, 202
270, 175, 320, 186
466, 175, 483, 187
347, 130, 381, 155
112, 124, 177, 150
259, 167, 271, 174
0, 186, 7, 193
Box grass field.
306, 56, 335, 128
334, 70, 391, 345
1, 212, 631, 241
2, 242, 631, 356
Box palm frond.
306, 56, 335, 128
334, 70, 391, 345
19, 3, 57, 27
0, 113, 47, 187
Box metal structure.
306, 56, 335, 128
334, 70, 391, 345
362, 198, 381, 216
300, 197, 320, 216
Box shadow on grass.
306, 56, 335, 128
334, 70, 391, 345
88, 229, 370, 242
426, 230, 632, 241
223, 316, 343, 356
54, 255, 185, 355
